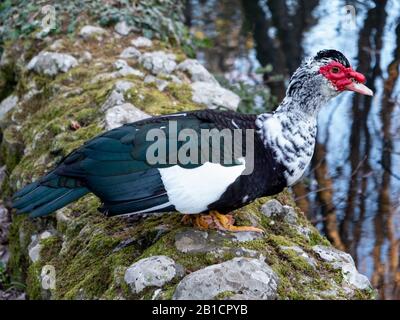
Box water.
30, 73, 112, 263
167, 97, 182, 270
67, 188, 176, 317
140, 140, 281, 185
187, 0, 400, 299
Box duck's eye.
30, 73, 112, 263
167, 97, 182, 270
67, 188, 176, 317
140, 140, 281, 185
331, 66, 340, 73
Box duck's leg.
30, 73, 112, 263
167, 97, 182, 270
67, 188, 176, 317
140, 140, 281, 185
181, 211, 264, 233
181, 214, 214, 229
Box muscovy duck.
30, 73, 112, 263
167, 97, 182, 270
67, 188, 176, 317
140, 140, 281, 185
12, 49, 373, 232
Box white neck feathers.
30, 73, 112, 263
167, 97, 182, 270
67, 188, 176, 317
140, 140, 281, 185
256, 111, 317, 186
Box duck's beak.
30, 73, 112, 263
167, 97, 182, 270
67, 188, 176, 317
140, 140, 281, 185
344, 82, 374, 96
344, 69, 374, 96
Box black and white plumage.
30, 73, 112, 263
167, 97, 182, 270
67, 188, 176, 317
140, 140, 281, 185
12, 50, 373, 220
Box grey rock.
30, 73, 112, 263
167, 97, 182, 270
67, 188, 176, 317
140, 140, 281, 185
225, 293, 256, 300
261, 199, 284, 218
0, 203, 10, 240
0, 289, 26, 300
101, 80, 135, 112
173, 257, 279, 300
144, 75, 169, 91
168, 74, 183, 84
232, 248, 261, 258
124, 255, 184, 293
294, 225, 312, 240
55, 208, 72, 224
0, 95, 18, 121
0, 166, 5, 188
79, 51, 92, 63
101, 90, 125, 112
0, 246, 9, 266
0, 198, 10, 265
175, 230, 211, 253
21, 86, 40, 102
231, 231, 263, 242
34, 28, 51, 40
177, 59, 218, 84
152, 288, 162, 300
120, 47, 142, 60
48, 39, 64, 51
261, 200, 298, 224
312, 245, 371, 290
282, 205, 298, 224
105, 103, 150, 130
139, 51, 176, 75
62, 88, 83, 99
114, 21, 132, 36
131, 36, 153, 48
28, 245, 41, 262
113, 59, 145, 77
280, 245, 317, 269
91, 72, 118, 84
174, 229, 262, 258
28, 231, 53, 263
191, 81, 240, 111
79, 25, 107, 40
27, 51, 78, 76
115, 80, 135, 92
174, 229, 228, 252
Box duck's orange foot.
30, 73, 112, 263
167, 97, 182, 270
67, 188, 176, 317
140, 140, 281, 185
181, 210, 264, 233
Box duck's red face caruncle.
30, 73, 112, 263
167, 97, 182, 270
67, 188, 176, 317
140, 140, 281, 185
319, 61, 373, 96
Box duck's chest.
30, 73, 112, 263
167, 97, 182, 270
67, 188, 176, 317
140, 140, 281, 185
258, 114, 317, 186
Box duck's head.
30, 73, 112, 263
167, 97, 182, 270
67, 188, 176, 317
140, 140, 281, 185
282, 49, 373, 116
314, 49, 373, 96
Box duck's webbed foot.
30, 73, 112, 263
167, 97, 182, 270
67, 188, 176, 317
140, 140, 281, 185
181, 210, 264, 233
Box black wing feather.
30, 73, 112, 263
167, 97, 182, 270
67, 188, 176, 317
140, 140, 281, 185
17, 110, 273, 216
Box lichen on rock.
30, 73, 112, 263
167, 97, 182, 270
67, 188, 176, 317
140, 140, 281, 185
173, 257, 279, 300
139, 51, 177, 75
0, 95, 18, 121
191, 81, 240, 111
131, 37, 153, 48
124, 255, 184, 294
27, 52, 79, 77
79, 25, 108, 41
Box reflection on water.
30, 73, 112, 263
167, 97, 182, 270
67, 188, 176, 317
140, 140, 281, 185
187, 0, 400, 299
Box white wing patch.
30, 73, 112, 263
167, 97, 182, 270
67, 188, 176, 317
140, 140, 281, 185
158, 160, 246, 213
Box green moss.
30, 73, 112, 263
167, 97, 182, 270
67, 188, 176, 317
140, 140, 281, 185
166, 82, 195, 105
7, 215, 36, 283
310, 278, 331, 291
139, 230, 217, 271
332, 268, 344, 285
26, 262, 42, 300
52, 123, 104, 156
214, 291, 236, 300
161, 283, 179, 300
353, 288, 377, 300
39, 236, 62, 264
74, 108, 100, 126
309, 230, 331, 246
0, 125, 24, 171
267, 234, 295, 247
125, 81, 202, 115
279, 247, 316, 275
54, 230, 124, 299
